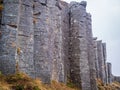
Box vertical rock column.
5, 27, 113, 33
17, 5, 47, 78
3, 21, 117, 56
33, 0, 52, 83
0, 0, 20, 74
86, 14, 97, 90
17, 0, 34, 77
93, 38, 100, 78
46, 0, 67, 83
97, 41, 106, 83
102, 43, 107, 84
106, 62, 112, 83
48, 0, 64, 82
61, 1, 70, 83
34, 0, 67, 83
69, 1, 91, 89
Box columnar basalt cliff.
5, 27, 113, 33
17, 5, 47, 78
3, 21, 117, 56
69, 2, 97, 89
0, 0, 119, 90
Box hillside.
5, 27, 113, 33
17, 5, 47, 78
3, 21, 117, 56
0, 72, 120, 90
0, 72, 77, 90
97, 79, 120, 90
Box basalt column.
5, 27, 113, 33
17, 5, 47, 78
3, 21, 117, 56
0, 0, 20, 74
97, 41, 106, 83
93, 38, 100, 79
33, 0, 52, 83
17, 0, 34, 77
102, 43, 107, 84
86, 14, 97, 90
48, 0, 65, 82
61, 1, 69, 83
69, 1, 91, 89
106, 62, 112, 83
33, 0, 67, 83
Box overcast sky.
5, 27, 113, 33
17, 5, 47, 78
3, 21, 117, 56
63, 0, 120, 76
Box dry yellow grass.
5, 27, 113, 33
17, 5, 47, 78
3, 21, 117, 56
0, 74, 10, 90
0, 72, 78, 90
97, 79, 120, 90
1, 72, 120, 90
0, 81, 10, 90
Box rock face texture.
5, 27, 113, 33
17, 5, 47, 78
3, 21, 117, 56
114, 76, 120, 83
106, 62, 112, 83
0, 0, 119, 90
96, 41, 107, 84
0, 0, 20, 74
69, 1, 97, 89
18, 0, 34, 78
33, 0, 69, 83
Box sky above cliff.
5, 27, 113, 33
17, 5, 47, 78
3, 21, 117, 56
64, 0, 120, 76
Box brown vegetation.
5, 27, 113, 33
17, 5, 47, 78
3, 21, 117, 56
0, 72, 77, 90
1, 72, 120, 90
0, 0, 3, 11
97, 79, 120, 90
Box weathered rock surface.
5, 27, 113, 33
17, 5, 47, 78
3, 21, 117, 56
106, 62, 112, 83
0, 0, 119, 90
17, 0, 34, 78
0, 0, 20, 74
114, 76, 120, 83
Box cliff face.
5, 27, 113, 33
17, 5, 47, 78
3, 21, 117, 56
0, 0, 119, 90
69, 2, 97, 89
0, 0, 69, 83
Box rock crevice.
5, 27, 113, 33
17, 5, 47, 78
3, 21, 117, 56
0, 0, 119, 90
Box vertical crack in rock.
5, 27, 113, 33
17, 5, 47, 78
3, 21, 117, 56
106, 63, 112, 83
55, 0, 62, 10
33, 0, 51, 83
17, 0, 35, 77
86, 13, 97, 90
69, 1, 92, 89
0, 0, 118, 90
0, 0, 20, 75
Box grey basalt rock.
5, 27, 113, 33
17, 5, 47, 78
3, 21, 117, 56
102, 43, 107, 84
106, 62, 112, 83
96, 41, 104, 82
33, 0, 52, 83
80, 1, 87, 8
114, 76, 120, 83
0, 0, 20, 75
17, 0, 34, 77
0, 0, 116, 90
93, 38, 100, 79
86, 13, 97, 90
96, 41, 108, 84
69, 1, 93, 89
3, 0, 19, 3
33, 0, 69, 83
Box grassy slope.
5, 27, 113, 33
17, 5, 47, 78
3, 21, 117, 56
0, 72, 78, 90
0, 72, 120, 90
97, 79, 120, 90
